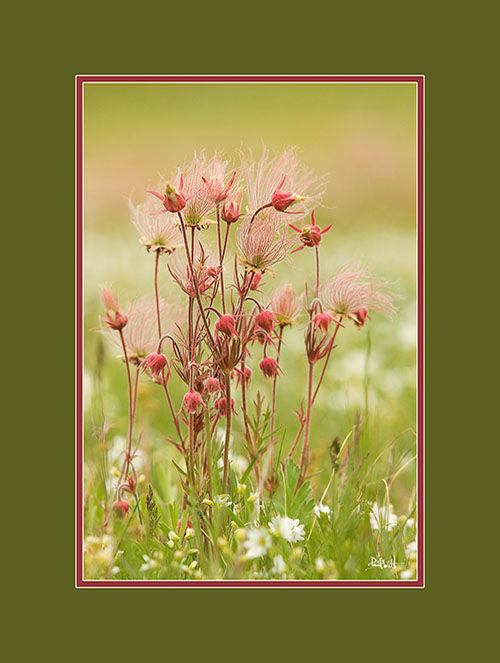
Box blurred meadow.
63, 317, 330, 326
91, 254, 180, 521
83, 83, 417, 579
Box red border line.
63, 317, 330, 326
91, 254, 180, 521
76, 74, 424, 588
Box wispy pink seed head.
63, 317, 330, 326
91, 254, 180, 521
270, 284, 302, 327
322, 263, 396, 325
130, 194, 183, 253
240, 146, 324, 221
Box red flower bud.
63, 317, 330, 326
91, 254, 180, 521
271, 189, 299, 212
113, 500, 131, 518
255, 310, 276, 334
354, 308, 368, 327
103, 311, 128, 331
221, 200, 241, 223
183, 390, 204, 413
214, 397, 237, 417
259, 357, 282, 379
215, 314, 239, 339
204, 377, 222, 394
141, 352, 168, 377
313, 311, 334, 333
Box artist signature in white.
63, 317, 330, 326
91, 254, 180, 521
366, 555, 398, 570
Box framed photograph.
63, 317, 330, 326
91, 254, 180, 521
76, 74, 424, 587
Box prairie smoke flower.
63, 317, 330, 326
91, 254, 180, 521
313, 311, 334, 333
174, 154, 217, 226
259, 357, 282, 379
169, 242, 219, 296
237, 209, 296, 276
113, 500, 131, 518
146, 180, 186, 213
221, 196, 241, 224
183, 390, 204, 413
255, 310, 276, 334
215, 314, 239, 340
270, 284, 302, 327
141, 352, 168, 377
322, 263, 396, 327
214, 397, 237, 417
130, 195, 183, 253
106, 297, 176, 363
203, 376, 222, 394
289, 211, 333, 251
101, 287, 128, 330
241, 147, 323, 221
244, 527, 271, 559
268, 516, 305, 543
200, 154, 236, 204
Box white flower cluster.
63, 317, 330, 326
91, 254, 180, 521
243, 515, 305, 559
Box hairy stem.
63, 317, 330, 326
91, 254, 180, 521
222, 372, 232, 492
154, 250, 162, 339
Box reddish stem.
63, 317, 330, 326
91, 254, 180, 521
154, 250, 162, 339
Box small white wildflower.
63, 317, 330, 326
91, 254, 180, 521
272, 555, 287, 575
244, 527, 271, 559
313, 503, 332, 518
369, 503, 398, 531
315, 557, 326, 573
406, 540, 417, 556
268, 516, 305, 543
185, 527, 195, 539
111, 566, 120, 575
213, 494, 232, 507
140, 555, 158, 572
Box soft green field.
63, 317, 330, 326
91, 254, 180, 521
83, 83, 417, 581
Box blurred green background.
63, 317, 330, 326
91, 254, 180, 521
83, 82, 417, 513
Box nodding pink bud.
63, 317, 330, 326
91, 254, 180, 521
221, 200, 241, 224
215, 314, 239, 339
104, 311, 128, 331
235, 366, 252, 387
313, 311, 334, 333
204, 377, 222, 394
214, 397, 237, 417
271, 188, 298, 212
113, 500, 131, 518
255, 310, 276, 334
354, 308, 368, 327
128, 475, 136, 492
164, 183, 186, 213
177, 517, 193, 533
142, 352, 168, 377
183, 390, 204, 413
249, 273, 263, 290
259, 357, 282, 379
